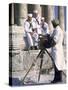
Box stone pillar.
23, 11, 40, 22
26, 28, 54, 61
11, 4, 28, 50
11, 3, 14, 25
47, 6, 54, 32
34, 4, 41, 16
19, 4, 28, 49
14, 4, 27, 26
19, 4, 27, 26
41, 5, 48, 22
58, 6, 64, 31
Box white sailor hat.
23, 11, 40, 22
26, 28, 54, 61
28, 13, 32, 17
33, 10, 38, 13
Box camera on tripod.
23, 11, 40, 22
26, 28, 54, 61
38, 34, 56, 49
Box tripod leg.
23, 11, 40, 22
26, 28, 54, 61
44, 48, 55, 66
22, 50, 43, 82
22, 63, 34, 82
38, 58, 43, 82
38, 49, 55, 82
38, 53, 44, 82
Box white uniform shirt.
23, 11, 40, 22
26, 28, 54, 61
32, 15, 41, 34
24, 20, 33, 33
41, 22, 49, 35
51, 26, 66, 70
24, 19, 39, 47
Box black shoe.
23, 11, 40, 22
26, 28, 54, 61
30, 46, 34, 50
51, 80, 57, 83
34, 46, 38, 50
51, 71, 62, 83
51, 78, 62, 83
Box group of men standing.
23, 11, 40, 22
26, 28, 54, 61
24, 10, 49, 50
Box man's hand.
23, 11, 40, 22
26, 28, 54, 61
29, 32, 33, 36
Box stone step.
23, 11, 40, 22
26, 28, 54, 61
9, 49, 53, 72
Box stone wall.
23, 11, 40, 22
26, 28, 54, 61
9, 26, 26, 50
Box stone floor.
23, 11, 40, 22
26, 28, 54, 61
9, 48, 66, 86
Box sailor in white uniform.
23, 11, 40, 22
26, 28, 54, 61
32, 10, 42, 35
24, 14, 38, 50
41, 17, 49, 35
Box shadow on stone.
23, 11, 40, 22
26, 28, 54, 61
9, 77, 24, 86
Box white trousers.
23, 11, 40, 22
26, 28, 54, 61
26, 32, 38, 47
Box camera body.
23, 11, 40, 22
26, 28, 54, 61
39, 34, 56, 49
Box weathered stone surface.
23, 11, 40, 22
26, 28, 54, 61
9, 26, 26, 50
9, 49, 53, 71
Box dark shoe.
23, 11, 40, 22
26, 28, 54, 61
51, 78, 62, 83
51, 71, 62, 83
51, 80, 57, 83
34, 46, 38, 50
30, 46, 34, 50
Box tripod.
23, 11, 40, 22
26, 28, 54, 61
22, 48, 55, 83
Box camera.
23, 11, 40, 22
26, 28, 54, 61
38, 34, 56, 49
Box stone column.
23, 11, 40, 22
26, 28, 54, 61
19, 4, 27, 26
47, 6, 54, 32
11, 3, 14, 25
58, 6, 64, 31
34, 4, 41, 16
11, 4, 28, 50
